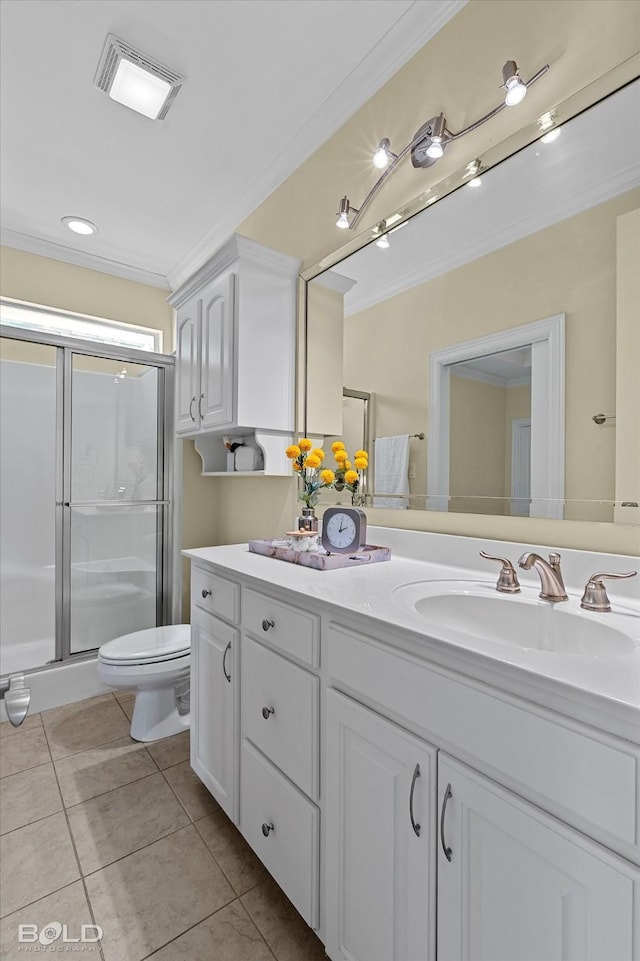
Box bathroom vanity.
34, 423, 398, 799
184, 528, 640, 961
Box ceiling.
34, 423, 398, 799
0, 0, 465, 290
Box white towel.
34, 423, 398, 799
373, 435, 410, 509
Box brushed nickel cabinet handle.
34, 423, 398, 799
261, 619, 275, 632
261, 706, 275, 719
189, 396, 196, 422
198, 392, 204, 420
201, 588, 212, 598
409, 763, 421, 837
261, 822, 274, 837
222, 642, 231, 683
440, 782, 453, 862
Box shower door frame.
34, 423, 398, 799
0, 324, 176, 669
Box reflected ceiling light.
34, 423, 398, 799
501, 60, 527, 106
336, 196, 359, 229
61, 216, 97, 236
540, 127, 562, 144
465, 159, 484, 186
95, 34, 184, 120
336, 57, 549, 230
373, 138, 398, 169
538, 109, 562, 143
375, 233, 390, 249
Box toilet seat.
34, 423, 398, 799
98, 624, 190, 667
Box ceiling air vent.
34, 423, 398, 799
95, 34, 184, 120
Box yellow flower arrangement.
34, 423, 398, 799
285, 439, 369, 507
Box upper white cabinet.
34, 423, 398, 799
170, 236, 301, 470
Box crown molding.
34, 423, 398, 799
166, 0, 467, 291
312, 270, 358, 294
343, 163, 640, 316
0, 229, 169, 290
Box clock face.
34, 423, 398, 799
321, 508, 367, 553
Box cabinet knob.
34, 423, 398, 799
201, 588, 212, 599
261, 706, 275, 720
261, 822, 274, 837
261, 618, 275, 632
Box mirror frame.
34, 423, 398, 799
299, 55, 640, 529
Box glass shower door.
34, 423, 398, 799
66, 355, 168, 654
0, 338, 57, 674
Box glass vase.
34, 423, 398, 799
296, 507, 318, 532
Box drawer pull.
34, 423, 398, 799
261, 706, 275, 720
222, 642, 231, 683
409, 763, 421, 837
261, 618, 275, 632
440, 782, 453, 862
261, 821, 274, 837
201, 588, 212, 599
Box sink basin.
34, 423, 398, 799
392, 581, 637, 657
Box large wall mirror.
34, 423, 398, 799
303, 70, 639, 525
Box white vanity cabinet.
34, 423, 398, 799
170, 236, 301, 469
189, 565, 240, 820
437, 755, 637, 961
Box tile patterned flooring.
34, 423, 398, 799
0, 693, 326, 961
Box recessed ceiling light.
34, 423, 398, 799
61, 216, 97, 236
95, 34, 184, 120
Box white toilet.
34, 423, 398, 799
97, 624, 191, 742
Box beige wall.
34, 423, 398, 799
450, 376, 509, 516
615, 208, 640, 526
340, 191, 639, 538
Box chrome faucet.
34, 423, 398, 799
518, 551, 568, 602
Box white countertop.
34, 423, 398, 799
184, 527, 640, 742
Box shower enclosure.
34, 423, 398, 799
0, 324, 175, 685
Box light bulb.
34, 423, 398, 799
336, 211, 350, 229
504, 75, 527, 106
540, 126, 561, 144
375, 234, 390, 249
373, 137, 391, 170
426, 139, 444, 160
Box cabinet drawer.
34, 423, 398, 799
192, 565, 239, 623
243, 588, 319, 667
327, 623, 640, 860
242, 636, 318, 798
240, 739, 319, 928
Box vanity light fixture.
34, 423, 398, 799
335, 57, 549, 230
61, 216, 97, 236
95, 34, 184, 120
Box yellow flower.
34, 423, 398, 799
320, 469, 335, 485
344, 460, 352, 470
354, 449, 369, 460
305, 454, 321, 469
298, 438, 312, 452
344, 469, 358, 485
334, 449, 348, 464
312, 448, 325, 461
292, 461, 302, 472
331, 441, 346, 453
354, 457, 368, 470
285, 445, 301, 459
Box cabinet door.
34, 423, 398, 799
437, 755, 638, 961
200, 272, 235, 430
190, 607, 238, 821
325, 689, 437, 961
175, 297, 200, 435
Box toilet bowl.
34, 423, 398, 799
97, 624, 191, 742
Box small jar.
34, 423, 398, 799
296, 507, 318, 532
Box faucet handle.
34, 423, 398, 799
479, 551, 521, 594
580, 571, 637, 612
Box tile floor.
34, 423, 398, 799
0, 692, 326, 961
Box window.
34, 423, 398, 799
0, 299, 162, 352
